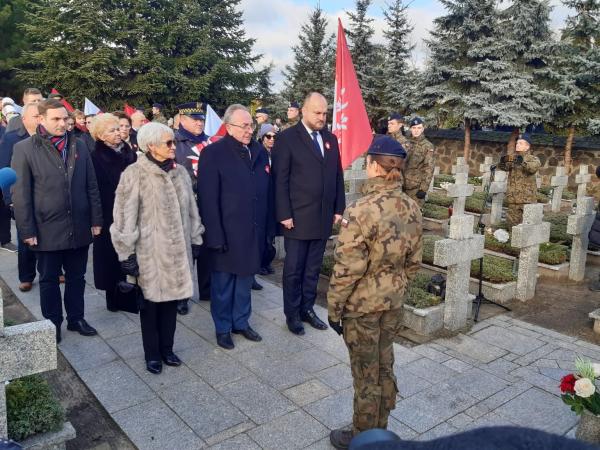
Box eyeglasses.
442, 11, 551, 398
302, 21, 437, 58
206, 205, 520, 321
229, 123, 256, 131
263, 134, 276, 140
161, 140, 176, 148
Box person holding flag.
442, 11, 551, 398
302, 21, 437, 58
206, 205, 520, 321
174, 102, 210, 315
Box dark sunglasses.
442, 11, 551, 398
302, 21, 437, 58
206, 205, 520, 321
162, 140, 176, 147
263, 134, 276, 140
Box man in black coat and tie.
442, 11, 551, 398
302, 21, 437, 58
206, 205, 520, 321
197, 104, 272, 350
272, 92, 346, 335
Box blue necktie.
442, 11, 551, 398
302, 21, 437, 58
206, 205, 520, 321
311, 131, 322, 158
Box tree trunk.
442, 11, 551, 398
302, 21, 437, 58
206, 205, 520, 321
463, 118, 471, 161
507, 127, 519, 154
565, 125, 575, 173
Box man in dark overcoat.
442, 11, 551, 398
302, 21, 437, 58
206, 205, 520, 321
271, 92, 346, 335
11, 99, 103, 343
174, 102, 210, 315
197, 104, 272, 350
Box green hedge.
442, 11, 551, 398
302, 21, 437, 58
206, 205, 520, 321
426, 192, 453, 207
465, 192, 487, 214
321, 255, 334, 277
433, 174, 455, 187
539, 186, 576, 200
7, 375, 65, 441
484, 228, 569, 265
404, 273, 442, 308
544, 212, 573, 245
423, 203, 450, 220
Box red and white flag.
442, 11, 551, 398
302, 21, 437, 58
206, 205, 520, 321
187, 123, 228, 176
51, 88, 74, 112
124, 103, 136, 117
332, 19, 372, 169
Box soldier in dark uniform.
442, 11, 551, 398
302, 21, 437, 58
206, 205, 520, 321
174, 102, 209, 315
328, 136, 422, 449
280, 101, 301, 131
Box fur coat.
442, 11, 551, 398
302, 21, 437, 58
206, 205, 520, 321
110, 155, 204, 302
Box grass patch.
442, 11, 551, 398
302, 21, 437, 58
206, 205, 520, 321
321, 254, 334, 277
537, 192, 549, 203
404, 273, 442, 308
465, 192, 487, 214
426, 192, 453, 208
544, 212, 573, 246
423, 203, 450, 220
7, 375, 65, 441
484, 226, 569, 265
468, 177, 482, 186
539, 186, 576, 201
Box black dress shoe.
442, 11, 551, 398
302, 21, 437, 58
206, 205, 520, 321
266, 265, 275, 275
301, 309, 328, 330
177, 299, 189, 315
162, 352, 182, 366
66, 319, 98, 336
330, 429, 353, 449
258, 267, 269, 276
146, 360, 163, 374
232, 326, 262, 342
216, 332, 234, 350
286, 319, 305, 336
251, 280, 263, 290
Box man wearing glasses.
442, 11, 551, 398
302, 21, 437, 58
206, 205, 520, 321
197, 104, 273, 350
174, 102, 210, 314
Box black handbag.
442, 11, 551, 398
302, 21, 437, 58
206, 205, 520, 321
115, 276, 145, 314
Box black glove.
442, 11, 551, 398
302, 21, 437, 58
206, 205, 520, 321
209, 244, 228, 253
515, 155, 524, 165
192, 244, 202, 259
120, 254, 139, 277
328, 317, 343, 336
416, 190, 427, 200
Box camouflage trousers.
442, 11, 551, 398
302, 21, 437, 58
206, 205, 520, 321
343, 309, 402, 434
404, 189, 425, 207
506, 203, 525, 231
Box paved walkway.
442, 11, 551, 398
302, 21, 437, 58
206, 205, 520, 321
0, 249, 592, 449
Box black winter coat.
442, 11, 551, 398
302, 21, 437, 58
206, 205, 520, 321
271, 122, 345, 240
11, 133, 103, 251
197, 134, 274, 276
0, 125, 29, 203
91, 141, 137, 290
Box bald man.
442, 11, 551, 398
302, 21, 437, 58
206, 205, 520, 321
272, 92, 346, 335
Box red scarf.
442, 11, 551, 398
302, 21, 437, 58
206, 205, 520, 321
37, 124, 68, 163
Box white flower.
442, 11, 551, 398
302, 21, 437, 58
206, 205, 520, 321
592, 363, 600, 378
440, 182, 451, 190
575, 378, 596, 398
493, 229, 510, 243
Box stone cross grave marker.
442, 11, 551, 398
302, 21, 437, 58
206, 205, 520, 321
451, 157, 469, 176
0, 291, 57, 437
550, 166, 569, 213
479, 156, 493, 190
576, 164, 592, 203
510, 203, 551, 301
567, 196, 596, 282
428, 166, 440, 192
446, 172, 474, 216
489, 170, 507, 225
344, 156, 367, 203
434, 214, 484, 331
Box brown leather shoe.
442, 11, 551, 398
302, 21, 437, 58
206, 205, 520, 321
19, 282, 33, 292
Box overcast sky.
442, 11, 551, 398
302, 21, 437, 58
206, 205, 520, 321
240, 0, 573, 91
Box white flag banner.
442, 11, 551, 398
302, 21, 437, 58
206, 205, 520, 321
84, 98, 101, 116
205, 104, 223, 137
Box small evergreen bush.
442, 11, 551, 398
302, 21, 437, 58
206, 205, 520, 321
423, 203, 450, 220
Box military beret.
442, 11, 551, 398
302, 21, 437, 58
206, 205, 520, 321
409, 117, 424, 127
289, 101, 300, 109
367, 136, 407, 159
255, 107, 269, 115
388, 112, 404, 122
136, 107, 145, 112
518, 133, 532, 145
176, 102, 205, 120
152, 102, 163, 109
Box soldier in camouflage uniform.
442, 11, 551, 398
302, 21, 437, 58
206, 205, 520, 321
498, 133, 541, 230
279, 101, 301, 131
404, 117, 435, 206
387, 113, 409, 188
327, 136, 423, 449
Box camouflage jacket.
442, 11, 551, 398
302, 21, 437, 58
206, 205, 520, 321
328, 177, 423, 321
389, 130, 410, 150
502, 152, 541, 204
280, 118, 300, 131
403, 135, 435, 193
152, 113, 168, 125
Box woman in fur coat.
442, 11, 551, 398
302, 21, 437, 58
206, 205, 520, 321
89, 113, 137, 312
111, 122, 204, 374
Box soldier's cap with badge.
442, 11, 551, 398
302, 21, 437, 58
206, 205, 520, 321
288, 101, 300, 109
388, 112, 404, 122
176, 102, 205, 120
255, 107, 269, 115
152, 102, 164, 109
409, 116, 424, 127
518, 132, 532, 145
367, 136, 407, 159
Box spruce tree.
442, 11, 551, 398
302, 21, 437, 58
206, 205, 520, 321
382, 0, 415, 114
0, 0, 31, 98
551, 0, 600, 168
282, 5, 335, 101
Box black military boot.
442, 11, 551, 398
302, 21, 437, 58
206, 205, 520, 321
330, 429, 353, 449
